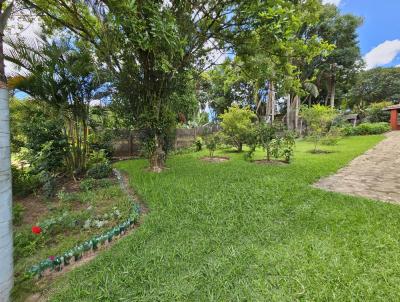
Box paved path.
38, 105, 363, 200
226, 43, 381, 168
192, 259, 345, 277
314, 132, 400, 204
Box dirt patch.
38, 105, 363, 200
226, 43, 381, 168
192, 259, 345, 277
201, 156, 230, 163
253, 159, 288, 165
308, 149, 335, 154
14, 195, 48, 226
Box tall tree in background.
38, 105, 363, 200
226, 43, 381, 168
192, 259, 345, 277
0, 1, 14, 301
313, 4, 363, 108
229, 0, 332, 129
348, 67, 400, 108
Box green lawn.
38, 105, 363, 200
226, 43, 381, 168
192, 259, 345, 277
47, 135, 400, 301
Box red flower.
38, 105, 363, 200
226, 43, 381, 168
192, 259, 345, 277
49, 256, 55, 261
31, 226, 42, 234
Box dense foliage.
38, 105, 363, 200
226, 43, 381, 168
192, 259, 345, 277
340, 122, 390, 136
219, 105, 256, 152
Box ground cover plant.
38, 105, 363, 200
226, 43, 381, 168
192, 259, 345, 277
12, 175, 136, 301
41, 134, 400, 301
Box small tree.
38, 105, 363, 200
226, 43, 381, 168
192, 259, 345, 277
205, 134, 220, 158
219, 105, 256, 152
301, 105, 337, 152
257, 123, 277, 161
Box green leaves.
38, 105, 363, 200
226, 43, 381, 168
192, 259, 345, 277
0, 1, 13, 32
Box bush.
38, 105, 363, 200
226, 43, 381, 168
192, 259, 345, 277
88, 129, 114, 158
39, 171, 57, 199
342, 122, 390, 136
86, 162, 112, 179
364, 101, 392, 123
194, 136, 203, 151
205, 134, 220, 157
219, 105, 256, 152
11, 165, 41, 197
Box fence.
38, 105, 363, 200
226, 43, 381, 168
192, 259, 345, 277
112, 125, 220, 157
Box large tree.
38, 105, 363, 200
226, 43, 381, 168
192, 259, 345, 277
19, 0, 244, 171
313, 4, 363, 108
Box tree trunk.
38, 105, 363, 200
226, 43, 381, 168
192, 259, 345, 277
294, 95, 300, 131
0, 1, 13, 298
0, 86, 13, 302
286, 95, 291, 130
330, 75, 336, 108
270, 82, 275, 123
148, 135, 165, 173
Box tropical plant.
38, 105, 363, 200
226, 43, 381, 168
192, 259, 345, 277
7, 36, 105, 175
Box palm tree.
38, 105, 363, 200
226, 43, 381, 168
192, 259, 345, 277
0, 1, 14, 301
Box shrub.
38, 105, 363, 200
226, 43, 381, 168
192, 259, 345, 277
342, 122, 390, 136
281, 131, 296, 163
194, 136, 203, 151
88, 149, 109, 165
39, 171, 58, 199
11, 165, 41, 197
205, 134, 220, 157
364, 101, 392, 123
87, 162, 112, 179
243, 127, 258, 161
257, 123, 277, 161
88, 129, 114, 158
219, 105, 256, 152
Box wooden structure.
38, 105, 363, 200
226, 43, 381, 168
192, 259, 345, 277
384, 104, 400, 130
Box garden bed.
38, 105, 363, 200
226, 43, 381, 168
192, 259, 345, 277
12, 171, 142, 302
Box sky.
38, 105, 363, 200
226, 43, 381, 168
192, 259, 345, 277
324, 0, 400, 69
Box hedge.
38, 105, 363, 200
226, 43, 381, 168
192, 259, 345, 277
341, 122, 391, 136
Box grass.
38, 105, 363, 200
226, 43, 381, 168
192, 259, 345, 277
45, 135, 400, 301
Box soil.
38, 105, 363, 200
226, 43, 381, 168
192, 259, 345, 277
308, 149, 335, 154
14, 177, 99, 227
201, 156, 230, 163
14, 195, 48, 226
253, 159, 288, 165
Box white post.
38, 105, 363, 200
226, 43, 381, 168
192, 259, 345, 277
0, 87, 13, 302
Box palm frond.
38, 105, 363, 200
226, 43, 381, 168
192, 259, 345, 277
303, 82, 319, 98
